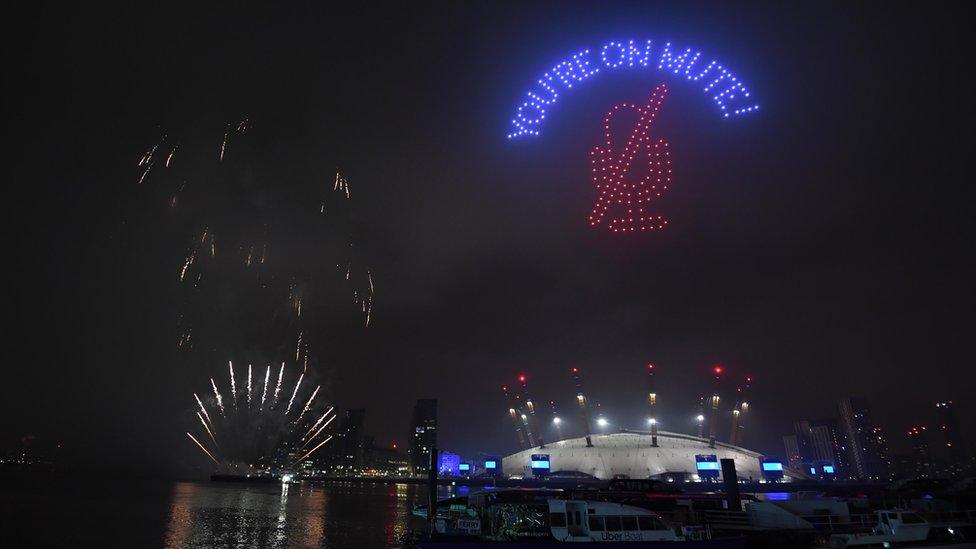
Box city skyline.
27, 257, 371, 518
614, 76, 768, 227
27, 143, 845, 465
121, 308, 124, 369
4, 2, 973, 477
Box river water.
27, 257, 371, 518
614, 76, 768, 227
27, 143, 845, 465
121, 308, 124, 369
2, 478, 457, 548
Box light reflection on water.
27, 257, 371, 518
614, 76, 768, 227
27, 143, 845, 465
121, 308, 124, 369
163, 481, 454, 548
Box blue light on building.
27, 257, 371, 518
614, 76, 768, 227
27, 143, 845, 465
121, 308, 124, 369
438, 451, 460, 476
760, 457, 785, 481
695, 454, 720, 480
530, 453, 551, 477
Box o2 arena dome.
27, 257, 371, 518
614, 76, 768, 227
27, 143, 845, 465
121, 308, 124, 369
502, 430, 797, 481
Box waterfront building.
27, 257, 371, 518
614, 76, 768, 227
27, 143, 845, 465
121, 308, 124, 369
838, 397, 892, 480
408, 398, 437, 475
325, 408, 366, 474
364, 439, 409, 476
936, 400, 970, 471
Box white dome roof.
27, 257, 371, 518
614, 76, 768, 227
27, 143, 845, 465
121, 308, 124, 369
502, 430, 770, 480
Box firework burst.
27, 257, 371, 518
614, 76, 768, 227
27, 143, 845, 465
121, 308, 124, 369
132, 118, 370, 470
188, 363, 334, 469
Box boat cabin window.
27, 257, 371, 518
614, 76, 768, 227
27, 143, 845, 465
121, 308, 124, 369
550, 512, 567, 527
880, 513, 889, 525
638, 516, 667, 530
901, 513, 924, 524
621, 516, 638, 531
605, 516, 622, 532
588, 516, 605, 531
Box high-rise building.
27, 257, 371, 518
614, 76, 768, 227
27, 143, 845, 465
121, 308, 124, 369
839, 397, 891, 480
335, 408, 366, 473
409, 399, 437, 475
784, 419, 848, 476
783, 435, 802, 470
935, 401, 969, 469
905, 425, 935, 478
820, 418, 850, 475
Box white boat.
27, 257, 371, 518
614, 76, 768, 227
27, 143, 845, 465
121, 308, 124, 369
547, 498, 686, 542
830, 510, 975, 548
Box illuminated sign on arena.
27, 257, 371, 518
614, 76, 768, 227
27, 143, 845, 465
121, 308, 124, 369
506, 39, 759, 138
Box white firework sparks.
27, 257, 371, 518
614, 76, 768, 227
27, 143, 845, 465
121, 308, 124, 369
260, 365, 270, 410
228, 361, 237, 406
273, 362, 284, 404
210, 378, 224, 415
285, 373, 304, 415
246, 364, 253, 405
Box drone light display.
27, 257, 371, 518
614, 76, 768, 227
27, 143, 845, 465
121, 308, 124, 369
589, 83, 672, 232
507, 39, 759, 139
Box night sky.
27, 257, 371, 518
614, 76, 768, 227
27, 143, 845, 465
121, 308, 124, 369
5, 2, 972, 476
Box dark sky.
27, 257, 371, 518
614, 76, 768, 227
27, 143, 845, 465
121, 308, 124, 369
4, 1, 972, 476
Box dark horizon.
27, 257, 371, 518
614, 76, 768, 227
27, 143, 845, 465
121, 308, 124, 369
4, 1, 972, 477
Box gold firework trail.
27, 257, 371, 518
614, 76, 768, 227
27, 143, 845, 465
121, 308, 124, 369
295, 385, 320, 424
219, 131, 228, 162
178, 328, 193, 348
165, 144, 178, 167
180, 251, 195, 281
186, 432, 219, 464
301, 406, 335, 441
170, 183, 185, 208
138, 139, 162, 166
197, 412, 218, 447
302, 414, 336, 449
193, 393, 212, 427
138, 161, 154, 185
294, 435, 333, 464
333, 171, 350, 199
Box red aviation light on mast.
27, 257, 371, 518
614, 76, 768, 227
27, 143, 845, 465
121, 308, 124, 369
713, 366, 723, 375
